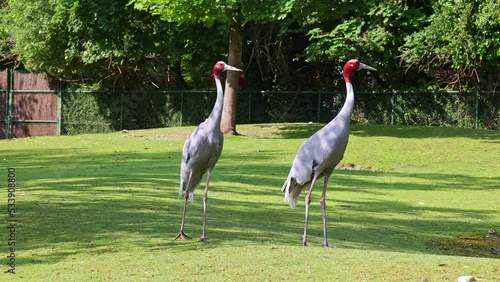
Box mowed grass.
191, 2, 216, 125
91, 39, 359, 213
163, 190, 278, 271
0, 123, 499, 281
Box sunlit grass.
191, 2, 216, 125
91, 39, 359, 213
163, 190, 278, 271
0, 123, 498, 281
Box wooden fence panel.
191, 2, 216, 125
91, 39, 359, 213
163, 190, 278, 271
0, 70, 59, 139
11, 71, 58, 138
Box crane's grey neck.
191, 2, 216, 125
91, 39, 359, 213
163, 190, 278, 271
206, 77, 224, 127
332, 82, 355, 126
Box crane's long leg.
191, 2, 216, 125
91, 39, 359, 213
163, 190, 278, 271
200, 171, 211, 241
302, 175, 319, 246
320, 176, 330, 247
175, 172, 193, 240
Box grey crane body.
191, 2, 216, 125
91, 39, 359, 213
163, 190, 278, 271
282, 60, 376, 246
282, 83, 354, 208
175, 61, 241, 241
179, 78, 224, 202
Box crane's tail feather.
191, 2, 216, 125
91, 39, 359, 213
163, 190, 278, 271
178, 181, 184, 199
179, 185, 195, 203
282, 177, 301, 209
179, 179, 198, 203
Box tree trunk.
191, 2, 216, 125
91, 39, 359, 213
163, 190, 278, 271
221, 17, 242, 135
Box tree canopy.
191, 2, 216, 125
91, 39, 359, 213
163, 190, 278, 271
129, 0, 292, 133
1, 0, 499, 91
400, 0, 500, 90
1, 0, 226, 89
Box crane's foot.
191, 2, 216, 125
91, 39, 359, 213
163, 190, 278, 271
302, 240, 311, 247
322, 242, 332, 248
174, 231, 190, 240
199, 235, 208, 242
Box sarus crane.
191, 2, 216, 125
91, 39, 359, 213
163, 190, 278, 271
175, 61, 242, 241
282, 59, 376, 246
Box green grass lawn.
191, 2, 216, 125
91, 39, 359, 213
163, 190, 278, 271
1, 123, 499, 281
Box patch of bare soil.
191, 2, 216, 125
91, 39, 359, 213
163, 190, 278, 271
426, 232, 500, 258
336, 163, 376, 171
121, 130, 188, 141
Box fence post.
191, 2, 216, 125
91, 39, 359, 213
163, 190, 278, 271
248, 91, 251, 124
317, 91, 321, 122
475, 90, 479, 129
180, 90, 184, 126
390, 90, 395, 125
5, 69, 13, 139
57, 82, 62, 135
119, 91, 124, 130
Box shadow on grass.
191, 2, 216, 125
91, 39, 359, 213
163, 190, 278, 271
4, 144, 498, 266
262, 123, 500, 141
250, 123, 324, 139
350, 124, 500, 141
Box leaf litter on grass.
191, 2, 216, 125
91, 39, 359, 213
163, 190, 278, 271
427, 232, 500, 258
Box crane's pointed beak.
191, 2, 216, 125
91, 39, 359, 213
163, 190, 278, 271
359, 62, 377, 71
224, 65, 242, 72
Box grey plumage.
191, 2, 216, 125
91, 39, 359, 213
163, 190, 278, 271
175, 61, 242, 241
179, 78, 224, 202
282, 59, 376, 246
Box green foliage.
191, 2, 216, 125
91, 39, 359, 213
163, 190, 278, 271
129, 0, 286, 25
61, 90, 189, 134
0, 1, 13, 67
1, 0, 498, 129
59, 89, 498, 134
400, 0, 500, 89
390, 92, 477, 127
62, 92, 114, 134
2, 0, 499, 92
300, 0, 431, 87
4, 0, 68, 71
2, 0, 225, 89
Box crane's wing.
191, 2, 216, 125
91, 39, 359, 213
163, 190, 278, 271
179, 125, 223, 200
282, 124, 348, 208
282, 139, 322, 208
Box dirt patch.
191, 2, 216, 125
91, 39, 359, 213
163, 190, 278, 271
120, 130, 189, 141
336, 163, 376, 171
145, 134, 189, 141
426, 232, 500, 258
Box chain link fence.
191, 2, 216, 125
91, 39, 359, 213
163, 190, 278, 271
60, 89, 498, 135
4, 67, 496, 138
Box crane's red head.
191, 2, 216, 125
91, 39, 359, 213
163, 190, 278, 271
343, 59, 376, 83
213, 61, 242, 79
